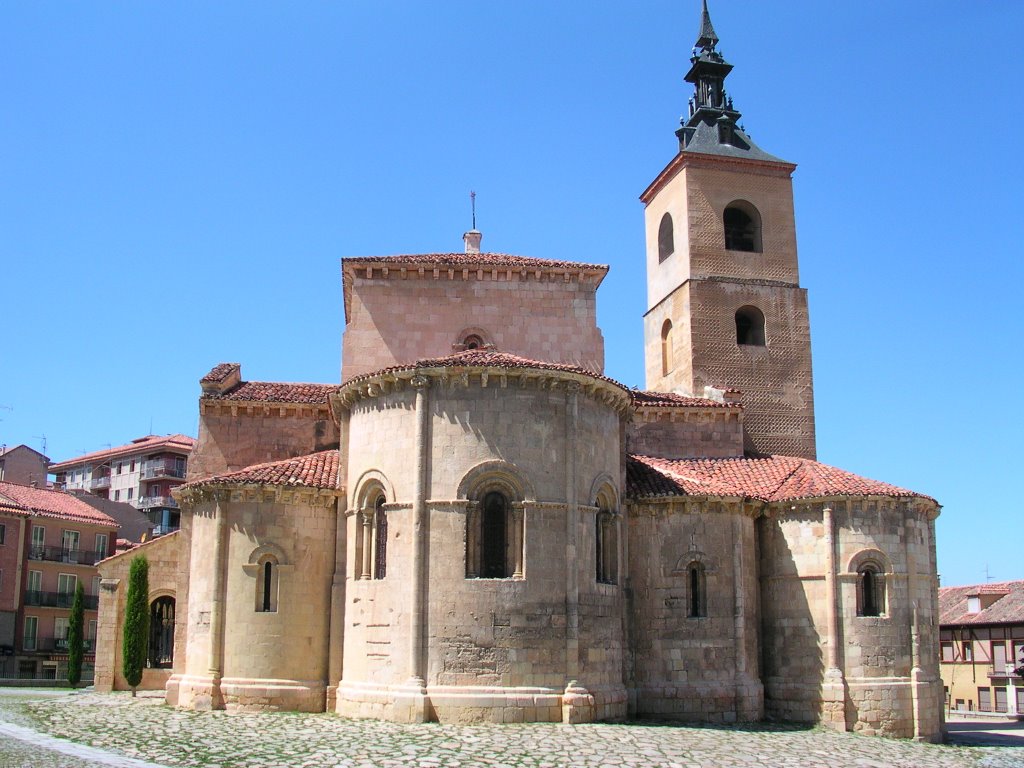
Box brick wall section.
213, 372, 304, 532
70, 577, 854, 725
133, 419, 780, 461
341, 267, 606, 381
628, 406, 744, 459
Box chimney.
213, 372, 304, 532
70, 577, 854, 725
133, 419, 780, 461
463, 229, 482, 254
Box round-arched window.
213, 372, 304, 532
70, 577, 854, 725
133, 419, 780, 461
735, 306, 766, 346
723, 201, 762, 252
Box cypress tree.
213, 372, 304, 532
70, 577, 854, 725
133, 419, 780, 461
66, 581, 85, 686
122, 554, 150, 697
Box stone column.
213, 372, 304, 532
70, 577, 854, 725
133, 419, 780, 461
360, 512, 373, 580
821, 504, 847, 730
512, 504, 524, 579
327, 496, 347, 711
395, 374, 430, 723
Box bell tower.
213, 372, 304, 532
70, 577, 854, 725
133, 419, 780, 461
641, 0, 816, 459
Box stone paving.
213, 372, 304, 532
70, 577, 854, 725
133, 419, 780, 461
1, 691, 1022, 768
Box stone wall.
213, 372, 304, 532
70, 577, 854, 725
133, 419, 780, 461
627, 501, 762, 722
628, 406, 744, 459
342, 267, 606, 381
188, 402, 338, 482
94, 531, 181, 692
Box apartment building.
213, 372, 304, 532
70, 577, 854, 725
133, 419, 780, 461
939, 580, 1024, 716
0, 444, 49, 488
0, 481, 119, 680
50, 434, 194, 535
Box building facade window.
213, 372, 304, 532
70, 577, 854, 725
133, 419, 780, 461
23, 616, 38, 651
480, 491, 509, 578
661, 319, 674, 375
149, 596, 175, 668
95, 533, 108, 558
723, 200, 762, 252
54, 617, 69, 650
857, 565, 885, 617
0, 523, 5, 545
658, 212, 674, 262
256, 557, 279, 612
735, 306, 766, 346
688, 562, 707, 618
31, 525, 44, 550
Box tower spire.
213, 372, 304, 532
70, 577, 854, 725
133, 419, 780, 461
695, 0, 719, 52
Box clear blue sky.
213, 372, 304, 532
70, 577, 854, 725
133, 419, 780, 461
2, 2, 1021, 587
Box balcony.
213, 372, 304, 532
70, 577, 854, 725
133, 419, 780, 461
89, 475, 111, 490
141, 459, 186, 480
22, 636, 95, 653
24, 590, 99, 610
137, 495, 179, 510
152, 524, 180, 536
28, 545, 105, 566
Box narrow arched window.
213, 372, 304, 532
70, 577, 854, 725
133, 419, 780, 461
857, 566, 885, 617
658, 213, 674, 262
735, 306, 766, 346
148, 596, 175, 668
661, 319, 674, 375
256, 556, 279, 612
595, 508, 618, 585
480, 491, 509, 578
374, 496, 387, 579
723, 201, 762, 252
688, 563, 706, 618
463, 334, 484, 350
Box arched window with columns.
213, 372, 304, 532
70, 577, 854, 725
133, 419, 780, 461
459, 461, 530, 580
594, 485, 619, 585
353, 473, 392, 581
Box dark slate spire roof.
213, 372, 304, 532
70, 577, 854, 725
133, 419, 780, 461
674, 1, 788, 164
695, 0, 719, 51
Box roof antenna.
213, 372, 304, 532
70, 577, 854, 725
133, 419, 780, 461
463, 190, 482, 254
32, 434, 47, 455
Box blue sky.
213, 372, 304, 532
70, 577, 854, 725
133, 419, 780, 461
2, 2, 1021, 588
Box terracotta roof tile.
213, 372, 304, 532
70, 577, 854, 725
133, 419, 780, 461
182, 450, 340, 491
201, 362, 240, 383
0, 481, 119, 527
627, 454, 930, 504
202, 380, 337, 405
939, 581, 1024, 626
631, 390, 741, 409
341, 349, 624, 392
49, 434, 195, 472
343, 253, 608, 272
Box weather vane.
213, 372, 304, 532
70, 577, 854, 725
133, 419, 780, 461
470, 190, 477, 230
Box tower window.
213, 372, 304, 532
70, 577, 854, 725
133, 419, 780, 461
723, 201, 762, 252
658, 213, 675, 262
735, 306, 765, 346
857, 565, 885, 617
661, 319, 674, 375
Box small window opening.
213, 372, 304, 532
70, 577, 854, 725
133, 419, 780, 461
262, 562, 273, 611
480, 491, 508, 578
463, 334, 484, 350
658, 213, 675, 262
723, 202, 762, 252
735, 306, 766, 346
256, 556, 279, 613
688, 563, 706, 618
857, 566, 884, 617
595, 507, 618, 585
661, 319, 674, 375
148, 596, 175, 668
374, 496, 387, 579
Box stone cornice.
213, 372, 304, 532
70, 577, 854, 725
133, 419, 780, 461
640, 150, 796, 204
176, 484, 343, 507
333, 366, 631, 415
199, 401, 333, 419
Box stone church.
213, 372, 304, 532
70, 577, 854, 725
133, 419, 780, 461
95, 2, 944, 741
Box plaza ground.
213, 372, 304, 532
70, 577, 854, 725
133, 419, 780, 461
0, 689, 1021, 768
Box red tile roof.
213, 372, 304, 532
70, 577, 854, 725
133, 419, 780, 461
182, 450, 340, 491
939, 581, 1024, 626
201, 362, 240, 383
631, 390, 742, 409
627, 454, 930, 504
0, 481, 119, 527
50, 434, 195, 472
341, 349, 624, 392
343, 253, 608, 272
201, 380, 337, 405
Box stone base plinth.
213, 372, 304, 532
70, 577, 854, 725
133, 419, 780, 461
220, 678, 326, 713
169, 674, 224, 711
632, 679, 763, 724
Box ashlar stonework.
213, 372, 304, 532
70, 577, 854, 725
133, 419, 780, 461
95, 2, 944, 742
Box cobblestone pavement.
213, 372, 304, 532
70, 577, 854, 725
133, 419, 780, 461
1, 691, 1022, 768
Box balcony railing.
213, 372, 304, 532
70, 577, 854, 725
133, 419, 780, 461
137, 495, 180, 510
22, 636, 95, 653
28, 545, 105, 566
152, 524, 180, 536
24, 590, 99, 610
141, 460, 186, 480
89, 475, 111, 490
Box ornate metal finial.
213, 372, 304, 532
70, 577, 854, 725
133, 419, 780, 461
470, 190, 477, 230
695, 0, 719, 52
